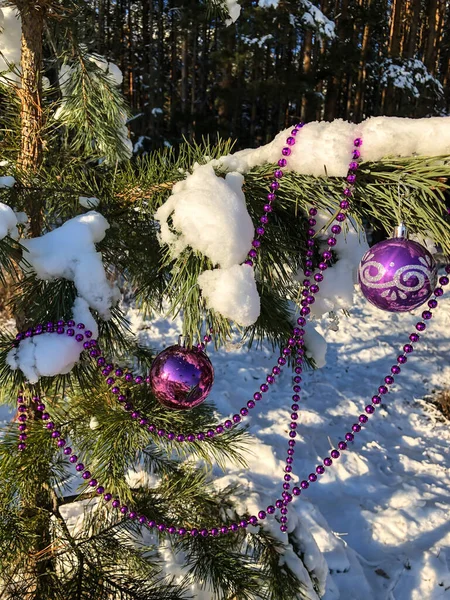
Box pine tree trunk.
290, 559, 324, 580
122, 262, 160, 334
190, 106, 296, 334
13, 4, 55, 598
388, 0, 403, 56
300, 29, 313, 121
423, 0, 438, 72
17, 2, 44, 175
383, 0, 404, 114
16, 0, 45, 235
169, 9, 178, 133
405, 0, 420, 58
181, 30, 189, 136
190, 21, 198, 139
98, 0, 105, 53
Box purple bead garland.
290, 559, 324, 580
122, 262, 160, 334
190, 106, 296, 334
14, 320, 295, 441
13, 128, 450, 537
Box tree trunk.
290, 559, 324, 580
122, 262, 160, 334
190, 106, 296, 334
388, 0, 403, 57
190, 21, 198, 139
383, 0, 404, 114
18, 2, 44, 175
169, 8, 178, 133
13, 5, 55, 599
300, 29, 313, 121
16, 0, 45, 235
98, 0, 105, 53
181, 30, 189, 136
423, 0, 438, 72
405, 0, 420, 58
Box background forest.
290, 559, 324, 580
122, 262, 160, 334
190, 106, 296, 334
50, 0, 450, 153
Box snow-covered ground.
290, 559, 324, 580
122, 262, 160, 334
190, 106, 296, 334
2, 286, 450, 599
126, 285, 450, 600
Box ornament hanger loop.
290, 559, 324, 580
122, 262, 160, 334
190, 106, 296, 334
393, 177, 409, 238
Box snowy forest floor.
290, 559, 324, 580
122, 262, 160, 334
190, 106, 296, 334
1, 285, 450, 599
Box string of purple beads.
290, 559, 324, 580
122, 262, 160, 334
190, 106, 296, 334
14, 126, 450, 536
14, 125, 308, 447
244, 123, 304, 268
17, 133, 368, 534
13, 321, 308, 444
277, 136, 363, 531
28, 267, 449, 538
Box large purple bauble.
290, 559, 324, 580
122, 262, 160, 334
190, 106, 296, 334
150, 345, 214, 410
358, 237, 437, 312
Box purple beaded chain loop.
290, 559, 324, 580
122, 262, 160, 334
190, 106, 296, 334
13, 126, 309, 445
14, 128, 449, 538
26, 267, 448, 536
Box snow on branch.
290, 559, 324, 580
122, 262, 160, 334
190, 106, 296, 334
7, 212, 120, 383
299, 0, 336, 39
380, 58, 444, 100
213, 116, 450, 177
0, 202, 18, 240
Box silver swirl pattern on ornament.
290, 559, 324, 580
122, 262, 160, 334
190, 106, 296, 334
359, 254, 435, 302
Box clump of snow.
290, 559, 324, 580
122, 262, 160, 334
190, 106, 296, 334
7, 297, 98, 383
79, 196, 100, 209
89, 416, 99, 430
0, 176, 15, 188
0, 7, 21, 83
0, 202, 18, 240
197, 264, 260, 327
296, 211, 368, 319
155, 164, 254, 268
115, 113, 133, 160
224, 0, 241, 25
304, 322, 327, 368
21, 211, 119, 319
213, 116, 450, 177
410, 231, 438, 255
380, 58, 444, 100
242, 34, 273, 48
88, 54, 123, 86
301, 0, 336, 40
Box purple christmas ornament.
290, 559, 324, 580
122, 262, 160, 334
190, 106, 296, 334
150, 345, 214, 410
358, 234, 437, 312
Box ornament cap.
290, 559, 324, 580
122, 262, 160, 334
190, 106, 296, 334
392, 223, 408, 239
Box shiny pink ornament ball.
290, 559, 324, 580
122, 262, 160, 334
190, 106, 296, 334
149, 345, 214, 410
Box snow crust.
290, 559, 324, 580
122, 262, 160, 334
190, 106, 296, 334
0, 202, 18, 240
155, 164, 254, 268
5, 285, 450, 596
198, 264, 260, 327
121, 285, 450, 599
213, 116, 450, 177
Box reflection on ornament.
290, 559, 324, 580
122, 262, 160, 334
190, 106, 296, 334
358, 237, 437, 312
149, 345, 214, 410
